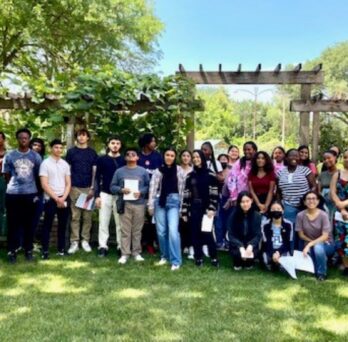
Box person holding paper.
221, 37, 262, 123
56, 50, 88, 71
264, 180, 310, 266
181, 150, 219, 267
39, 139, 71, 259
148, 147, 186, 271
261, 201, 293, 271
110, 148, 149, 264
228, 191, 262, 270
330, 150, 348, 276
296, 191, 335, 281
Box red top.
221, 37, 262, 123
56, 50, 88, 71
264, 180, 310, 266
248, 172, 276, 196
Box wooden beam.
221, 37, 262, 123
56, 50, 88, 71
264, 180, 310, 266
293, 63, 302, 73
175, 70, 323, 84
218, 64, 222, 73
237, 64, 242, 73
312, 112, 320, 162
274, 63, 281, 73
255, 64, 261, 73
178, 64, 185, 73
312, 63, 322, 73
199, 64, 204, 73
290, 100, 348, 112
299, 84, 311, 145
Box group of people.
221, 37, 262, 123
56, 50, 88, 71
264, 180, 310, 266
0, 128, 347, 280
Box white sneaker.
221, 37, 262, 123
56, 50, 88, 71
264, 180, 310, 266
68, 242, 79, 254
134, 254, 144, 262
188, 246, 194, 260
183, 247, 189, 254
171, 265, 180, 271
118, 256, 129, 264
155, 258, 167, 266
202, 245, 210, 257
81, 240, 92, 253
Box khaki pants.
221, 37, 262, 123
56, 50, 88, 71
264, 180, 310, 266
70, 187, 93, 243
120, 202, 145, 256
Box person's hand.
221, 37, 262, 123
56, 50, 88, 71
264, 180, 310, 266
133, 192, 141, 199
86, 188, 94, 201
245, 244, 253, 257
182, 216, 188, 222
272, 251, 280, 263
258, 203, 266, 213
207, 210, 215, 219
56, 197, 66, 208
148, 208, 154, 216
240, 247, 246, 260
223, 198, 235, 210
303, 244, 311, 257
342, 209, 348, 221
337, 201, 347, 211
122, 188, 131, 194
95, 197, 101, 209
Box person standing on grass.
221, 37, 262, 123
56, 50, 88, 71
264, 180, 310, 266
148, 147, 186, 271
66, 128, 98, 254
228, 191, 262, 271
95, 136, 125, 257
0, 132, 7, 236
181, 150, 219, 268
330, 149, 348, 276
248, 151, 276, 215
110, 148, 149, 264
261, 201, 293, 272
201, 141, 225, 183
271, 146, 286, 174
2, 128, 42, 263
296, 191, 335, 281
138, 133, 163, 255
39, 139, 71, 260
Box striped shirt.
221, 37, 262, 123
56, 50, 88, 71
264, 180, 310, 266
277, 166, 311, 207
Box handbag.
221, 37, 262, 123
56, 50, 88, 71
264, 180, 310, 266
116, 195, 125, 214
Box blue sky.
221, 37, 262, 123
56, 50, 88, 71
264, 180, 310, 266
154, 0, 348, 100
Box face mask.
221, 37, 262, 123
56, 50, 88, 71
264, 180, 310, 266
220, 162, 228, 169
270, 211, 283, 219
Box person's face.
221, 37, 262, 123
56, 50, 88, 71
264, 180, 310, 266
287, 151, 299, 167
323, 153, 336, 169
299, 148, 309, 161
343, 151, 348, 169
244, 144, 255, 160
181, 152, 191, 166
164, 150, 176, 166
108, 139, 121, 154
192, 152, 202, 168
218, 155, 229, 164
51, 144, 63, 158
147, 138, 156, 151
125, 150, 139, 163
0, 135, 5, 147
240, 195, 253, 212
305, 194, 319, 210
273, 148, 285, 163
17, 132, 30, 149
270, 203, 283, 214
77, 133, 89, 145
256, 154, 266, 168
31, 142, 42, 154
228, 147, 239, 162
201, 145, 211, 159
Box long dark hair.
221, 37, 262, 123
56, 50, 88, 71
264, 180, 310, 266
298, 145, 312, 167
201, 141, 218, 173
162, 147, 177, 167
234, 191, 255, 220
271, 146, 286, 161
192, 149, 207, 170
240, 141, 258, 170
250, 151, 274, 176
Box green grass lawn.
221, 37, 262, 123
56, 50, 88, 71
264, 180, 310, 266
0, 249, 347, 342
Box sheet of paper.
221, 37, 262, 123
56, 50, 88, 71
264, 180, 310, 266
334, 211, 348, 223
201, 214, 214, 232
240, 249, 254, 259
75, 193, 95, 211
279, 256, 297, 279
293, 250, 315, 274
123, 179, 139, 200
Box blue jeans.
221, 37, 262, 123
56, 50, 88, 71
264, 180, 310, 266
155, 193, 182, 266
309, 242, 335, 277
215, 195, 233, 246
283, 203, 300, 252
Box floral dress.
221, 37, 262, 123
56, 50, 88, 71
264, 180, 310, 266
334, 173, 348, 257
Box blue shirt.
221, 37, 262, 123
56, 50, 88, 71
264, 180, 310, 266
271, 224, 283, 250
2, 149, 42, 194
66, 146, 98, 188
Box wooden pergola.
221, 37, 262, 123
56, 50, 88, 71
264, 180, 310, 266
176, 63, 324, 159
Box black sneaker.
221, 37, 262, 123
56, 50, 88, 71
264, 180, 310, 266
195, 259, 203, 267
25, 250, 34, 262
116, 248, 122, 257
342, 268, 348, 277
57, 250, 66, 257
8, 252, 17, 264
41, 251, 49, 260
211, 259, 220, 268
98, 248, 108, 257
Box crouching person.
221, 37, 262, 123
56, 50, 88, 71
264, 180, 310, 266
228, 191, 262, 270
110, 148, 149, 264
261, 201, 293, 271
39, 139, 71, 259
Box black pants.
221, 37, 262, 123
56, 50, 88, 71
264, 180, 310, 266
230, 247, 258, 267
179, 218, 192, 249
6, 193, 37, 253
42, 198, 69, 253
189, 202, 217, 260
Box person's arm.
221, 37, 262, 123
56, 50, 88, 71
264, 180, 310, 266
181, 176, 191, 222
246, 213, 262, 249
110, 170, 122, 195
227, 212, 243, 248
40, 176, 60, 202
87, 165, 97, 200
147, 171, 159, 214
330, 171, 348, 211
62, 174, 71, 202
2, 154, 11, 184
306, 172, 317, 192
207, 173, 219, 217
216, 170, 225, 183
248, 179, 262, 211
264, 180, 276, 212
276, 176, 282, 202
317, 174, 322, 193
278, 221, 292, 255
301, 231, 329, 256
139, 170, 150, 196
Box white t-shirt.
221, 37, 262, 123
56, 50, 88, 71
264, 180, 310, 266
206, 159, 223, 174
39, 156, 71, 198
